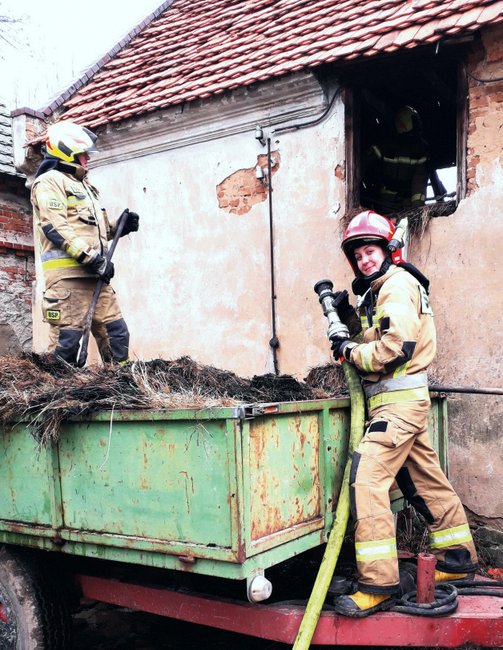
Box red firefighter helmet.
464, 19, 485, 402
341, 210, 396, 274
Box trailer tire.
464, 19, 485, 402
0, 546, 72, 650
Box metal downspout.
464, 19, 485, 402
266, 136, 280, 375
259, 86, 342, 376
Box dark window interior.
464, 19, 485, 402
358, 57, 458, 204
317, 47, 468, 222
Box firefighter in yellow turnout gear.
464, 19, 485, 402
329, 211, 477, 617
31, 121, 140, 365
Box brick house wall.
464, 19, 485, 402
466, 24, 503, 194
416, 23, 503, 535
0, 105, 34, 354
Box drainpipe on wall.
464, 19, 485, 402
266, 135, 280, 375
256, 84, 343, 375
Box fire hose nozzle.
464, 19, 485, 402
388, 238, 400, 252
388, 217, 409, 254
314, 279, 350, 341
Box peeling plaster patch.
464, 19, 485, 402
477, 156, 503, 189
334, 164, 345, 181
216, 151, 280, 215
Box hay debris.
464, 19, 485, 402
340, 201, 457, 238
304, 363, 348, 397
0, 355, 453, 444
0, 354, 334, 444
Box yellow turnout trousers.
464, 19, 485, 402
42, 278, 129, 364
350, 399, 477, 594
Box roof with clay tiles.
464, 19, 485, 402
0, 103, 20, 176
27, 0, 503, 128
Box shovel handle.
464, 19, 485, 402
76, 209, 130, 368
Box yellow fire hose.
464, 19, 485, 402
292, 361, 365, 649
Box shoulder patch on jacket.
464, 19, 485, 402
47, 198, 65, 210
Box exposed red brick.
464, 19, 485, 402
466, 23, 503, 196
216, 151, 281, 216
486, 47, 503, 62
334, 164, 345, 181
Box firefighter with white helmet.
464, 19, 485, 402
330, 210, 478, 617
31, 120, 140, 365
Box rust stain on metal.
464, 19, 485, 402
236, 540, 247, 563
294, 413, 306, 450
179, 470, 194, 513
251, 503, 283, 540
250, 414, 321, 540
139, 450, 150, 490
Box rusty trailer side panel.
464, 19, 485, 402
0, 397, 447, 582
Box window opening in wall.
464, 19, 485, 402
330, 51, 467, 228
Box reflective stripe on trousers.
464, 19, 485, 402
429, 524, 473, 549
356, 538, 397, 563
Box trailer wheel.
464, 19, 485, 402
0, 546, 72, 650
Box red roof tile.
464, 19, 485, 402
43, 0, 503, 128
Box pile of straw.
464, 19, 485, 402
0, 354, 339, 444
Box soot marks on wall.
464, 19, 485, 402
216, 151, 280, 215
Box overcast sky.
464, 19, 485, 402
0, 0, 162, 109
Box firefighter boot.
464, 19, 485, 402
434, 569, 471, 583
333, 591, 394, 618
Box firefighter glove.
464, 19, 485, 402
121, 211, 140, 237
331, 336, 356, 362
333, 290, 357, 324
333, 290, 362, 337
88, 254, 115, 284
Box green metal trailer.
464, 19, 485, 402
0, 395, 453, 648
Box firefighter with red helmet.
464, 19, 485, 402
31, 120, 140, 365
330, 210, 477, 617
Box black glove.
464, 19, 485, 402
330, 336, 354, 361
120, 211, 140, 237
333, 290, 362, 337
332, 290, 355, 323
88, 254, 115, 284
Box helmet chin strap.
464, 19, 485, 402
351, 256, 393, 296
35, 155, 87, 180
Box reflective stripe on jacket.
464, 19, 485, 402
31, 169, 115, 288
363, 135, 429, 211
349, 266, 436, 406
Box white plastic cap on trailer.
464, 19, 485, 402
247, 575, 273, 603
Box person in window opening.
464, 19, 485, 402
31, 120, 140, 365
328, 210, 477, 617
361, 105, 431, 216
